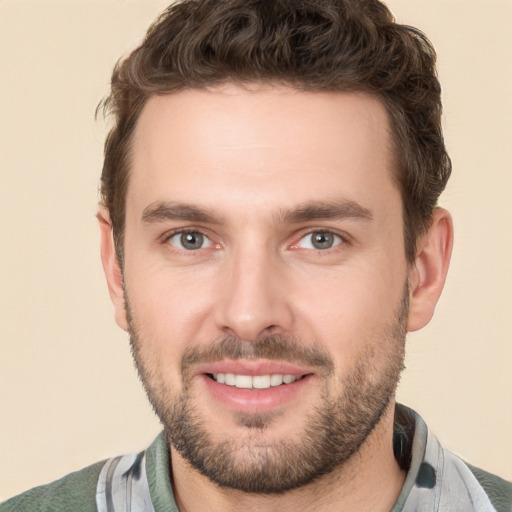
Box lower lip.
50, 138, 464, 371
201, 374, 313, 413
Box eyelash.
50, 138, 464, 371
293, 230, 346, 251
162, 228, 350, 253
164, 229, 215, 252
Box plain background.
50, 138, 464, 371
1, 0, 511, 501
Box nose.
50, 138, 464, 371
214, 244, 294, 341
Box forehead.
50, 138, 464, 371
127, 85, 398, 220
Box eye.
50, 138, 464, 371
297, 231, 343, 250
168, 231, 213, 251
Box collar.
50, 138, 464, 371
96, 404, 497, 512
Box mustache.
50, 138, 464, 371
180, 335, 334, 379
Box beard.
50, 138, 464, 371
127, 289, 408, 494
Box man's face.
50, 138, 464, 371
120, 86, 410, 492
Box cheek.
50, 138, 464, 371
292, 262, 406, 361
123, 260, 217, 363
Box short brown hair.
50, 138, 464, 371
100, 0, 451, 263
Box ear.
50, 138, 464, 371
97, 208, 129, 331
407, 208, 453, 332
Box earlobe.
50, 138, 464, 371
407, 208, 453, 332
97, 208, 129, 332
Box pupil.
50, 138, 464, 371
181, 232, 203, 249
312, 232, 333, 249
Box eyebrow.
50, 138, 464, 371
141, 199, 373, 226
277, 200, 373, 224
142, 202, 223, 224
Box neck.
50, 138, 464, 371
170, 403, 406, 512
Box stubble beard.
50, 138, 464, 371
127, 291, 408, 494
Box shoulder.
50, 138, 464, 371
394, 405, 512, 512
1, 460, 107, 512
465, 462, 512, 512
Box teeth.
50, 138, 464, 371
235, 375, 253, 389
270, 374, 283, 386
253, 375, 271, 389
212, 373, 298, 389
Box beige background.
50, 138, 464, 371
1, 0, 511, 501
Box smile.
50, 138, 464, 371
210, 373, 303, 389
201, 367, 314, 412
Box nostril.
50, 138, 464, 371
262, 324, 279, 335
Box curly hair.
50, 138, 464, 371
99, 0, 451, 263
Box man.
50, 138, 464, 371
2, 0, 511, 511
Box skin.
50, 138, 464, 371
99, 85, 453, 512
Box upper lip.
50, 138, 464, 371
197, 359, 314, 378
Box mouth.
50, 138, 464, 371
198, 360, 315, 413
207, 372, 307, 389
